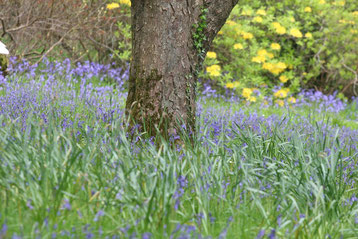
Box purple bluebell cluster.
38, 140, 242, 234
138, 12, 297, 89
0, 58, 128, 131
295, 90, 347, 113
200, 82, 351, 113
1, 59, 358, 239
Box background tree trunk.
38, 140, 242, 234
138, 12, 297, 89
125, 0, 238, 139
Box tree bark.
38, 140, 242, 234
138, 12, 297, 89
125, 0, 238, 139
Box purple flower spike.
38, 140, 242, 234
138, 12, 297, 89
268, 229, 276, 239
255, 229, 265, 239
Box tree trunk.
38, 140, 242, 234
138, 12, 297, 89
125, 0, 238, 139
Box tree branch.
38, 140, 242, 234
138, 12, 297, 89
202, 0, 239, 50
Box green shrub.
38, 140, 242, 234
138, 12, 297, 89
106, 1, 132, 65
203, 0, 358, 99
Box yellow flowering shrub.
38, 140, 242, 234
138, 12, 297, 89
201, 0, 358, 98
105, 0, 358, 100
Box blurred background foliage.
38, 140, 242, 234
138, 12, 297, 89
0, 0, 131, 65
204, 0, 358, 100
1, 0, 358, 98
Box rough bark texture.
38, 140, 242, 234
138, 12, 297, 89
125, 0, 238, 138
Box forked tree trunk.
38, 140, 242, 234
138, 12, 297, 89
125, 0, 238, 139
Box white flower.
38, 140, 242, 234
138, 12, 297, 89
0, 41, 9, 55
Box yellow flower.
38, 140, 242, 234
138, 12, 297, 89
276, 62, 287, 69
274, 88, 289, 98
290, 28, 303, 38
234, 43, 244, 50
226, 82, 240, 89
304, 7, 312, 13
319, 0, 326, 4
305, 32, 313, 38
288, 97, 296, 103
272, 22, 281, 28
210, 65, 221, 71
263, 62, 274, 71
353, 11, 358, 16
256, 9, 267, 16
276, 100, 285, 107
253, 16, 263, 23
209, 71, 220, 77
207, 51, 217, 59
242, 88, 253, 98
120, 0, 131, 6
271, 43, 281, 50
264, 62, 287, 75
218, 30, 224, 35
106, 2, 120, 9
270, 68, 282, 75
256, 49, 274, 60
290, 17, 295, 22
206, 65, 221, 77
351, 29, 358, 34
258, 49, 268, 56
272, 22, 287, 35
275, 26, 286, 35
279, 75, 289, 83
226, 82, 234, 89
252, 55, 266, 63
248, 96, 257, 102
241, 32, 254, 39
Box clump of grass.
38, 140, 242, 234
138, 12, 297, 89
1, 59, 358, 238
1, 106, 358, 238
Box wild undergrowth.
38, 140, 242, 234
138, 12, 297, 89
1, 106, 358, 238
1, 60, 358, 238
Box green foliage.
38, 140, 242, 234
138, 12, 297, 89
106, 1, 132, 66
0, 54, 9, 75
2, 65, 358, 237
203, 0, 358, 98
193, 7, 209, 61
1, 105, 358, 238
113, 20, 132, 65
